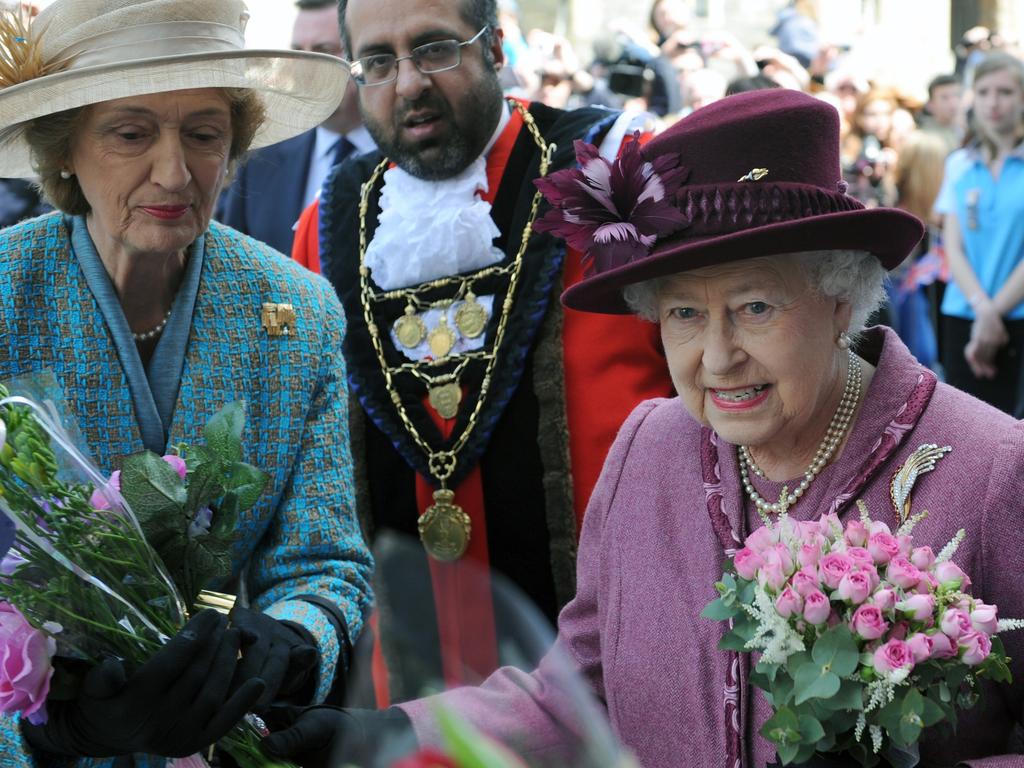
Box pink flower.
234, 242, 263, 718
744, 526, 777, 554
873, 638, 915, 676
959, 630, 992, 666
803, 590, 832, 625
928, 631, 959, 659
766, 544, 795, 576
940, 608, 972, 640
798, 543, 822, 569
897, 593, 935, 622
872, 587, 897, 611
846, 547, 874, 570
819, 514, 843, 538
0, 603, 55, 724
886, 556, 922, 590
970, 602, 998, 635
818, 552, 854, 590
89, 470, 122, 510
775, 588, 804, 619
161, 454, 187, 480
790, 569, 820, 598
906, 633, 934, 662
910, 546, 935, 570
934, 561, 970, 590
867, 531, 900, 564
733, 547, 764, 581
843, 519, 868, 547
758, 561, 788, 592
851, 604, 889, 640
533, 135, 691, 269
836, 571, 873, 605
896, 535, 913, 558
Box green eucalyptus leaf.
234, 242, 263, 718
793, 743, 818, 765
794, 664, 840, 705
762, 707, 801, 751
776, 741, 799, 766
815, 678, 864, 712
811, 625, 860, 677
203, 401, 245, 464
920, 696, 945, 727
702, 597, 737, 621
797, 714, 825, 744
719, 632, 750, 652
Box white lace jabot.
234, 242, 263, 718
364, 156, 505, 290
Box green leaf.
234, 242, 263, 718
797, 714, 825, 744
184, 457, 225, 513
794, 663, 840, 705
433, 704, 526, 768
776, 741, 799, 766
793, 743, 818, 765
702, 597, 738, 620
719, 632, 750, 652
762, 707, 801, 748
120, 451, 187, 518
203, 401, 246, 464
903, 688, 925, 717
811, 625, 860, 677
815, 678, 864, 712
222, 461, 269, 512
920, 695, 945, 727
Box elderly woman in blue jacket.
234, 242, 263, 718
0, 0, 372, 763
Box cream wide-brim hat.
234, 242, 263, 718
0, 0, 350, 177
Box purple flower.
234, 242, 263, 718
533, 134, 690, 270
188, 507, 213, 539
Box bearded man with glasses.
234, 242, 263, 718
291, 0, 673, 708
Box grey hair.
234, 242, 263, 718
621, 250, 887, 339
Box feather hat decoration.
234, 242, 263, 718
0, 8, 64, 89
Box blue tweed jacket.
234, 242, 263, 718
0, 213, 373, 767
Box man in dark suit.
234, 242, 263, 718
216, 0, 374, 256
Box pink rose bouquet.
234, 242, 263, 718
0, 384, 289, 767
702, 504, 1022, 767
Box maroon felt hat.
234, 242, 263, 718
547, 89, 924, 314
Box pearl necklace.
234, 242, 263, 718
131, 308, 172, 343
738, 349, 862, 524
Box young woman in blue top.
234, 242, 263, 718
936, 51, 1024, 416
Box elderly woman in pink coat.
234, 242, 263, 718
268, 90, 1024, 768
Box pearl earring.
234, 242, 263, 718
59, 169, 72, 180
837, 331, 851, 350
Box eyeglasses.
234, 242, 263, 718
347, 26, 488, 87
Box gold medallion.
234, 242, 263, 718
418, 489, 471, 561
428, 315, 456, 359
428, 383, 462, 420
393, 305, 426, 349
454, 292, 489, 339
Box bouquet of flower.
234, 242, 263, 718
702, 503, 1022, 767
0, 380, 294, 767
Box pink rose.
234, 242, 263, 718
766, 544, 795, 576
885, 556, 922, 590
928, 631, 958, 659
758, 561, 788, 592
871, 587, 897, 611
959, 630, 992, 666
819, 514, 843, 538
161, 454, 187, 480
846, 547, 874, 570
775, 588, 804, 619
940, 608, 972, 640
873, 638, 915, 676
970, 602, 999, 636
906, 633, 934, 662
844, 519, 869, 547
851, 604, 889, 640
790, 569, 820, 598
89, 470, 122, 510
798, 544, 822, 569
733, 548, 764, 581
896, 593, 935, 622
934, 560, 971, 590
836, 571, 873, 605
797, 520, 824, 546
745, 526, 777, 554
910, 546, 935, 570
803, 590, 831, 625
818, 552, 854, 590
0, 603, 55, 724
867, 531, 900, 565
896, 534, 913, 558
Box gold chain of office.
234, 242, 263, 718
358, 98, 556, 561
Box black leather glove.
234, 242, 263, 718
229, 605, 319, 710
261, 706, 414, 768
22, 610, 265, 758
